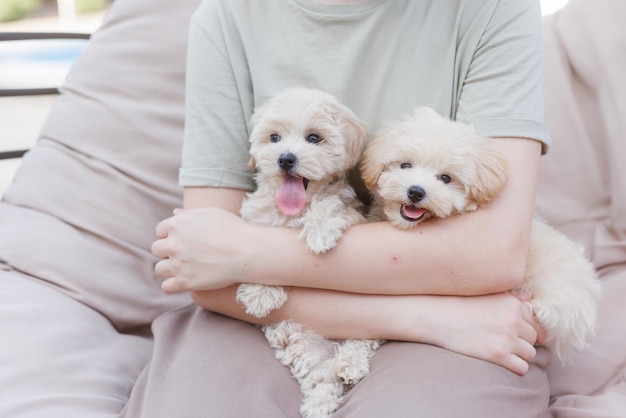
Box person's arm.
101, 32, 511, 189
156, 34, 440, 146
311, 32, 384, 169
152, 136, 543, 375
155, 136, 541, 296
189, 284, 540, 376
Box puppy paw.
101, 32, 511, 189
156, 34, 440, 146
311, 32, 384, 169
300, 224, 342, 254
300, 365, 345, 418
236, 284, 288, 318
335, 360, 369, 387
334, 339, 383, 386
300, 389, 343, 418
263, 320, 306, 349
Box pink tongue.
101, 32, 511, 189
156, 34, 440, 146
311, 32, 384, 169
403, 205, 426, 219
276, 174, 307, 216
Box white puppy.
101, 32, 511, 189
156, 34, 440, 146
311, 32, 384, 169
237, 88, 381, 418
360, 107, 601, 361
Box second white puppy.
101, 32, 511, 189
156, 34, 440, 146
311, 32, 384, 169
237, 88, 381, 418
361, 107, 601, 361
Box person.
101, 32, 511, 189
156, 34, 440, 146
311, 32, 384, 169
121, 0, 552, 416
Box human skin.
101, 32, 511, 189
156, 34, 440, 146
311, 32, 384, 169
152, 137, 545, 375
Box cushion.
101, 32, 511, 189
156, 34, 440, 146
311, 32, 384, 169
536, 0, 626, 415
0, 270, 153, 416
0, 0, 202, 415
0, 0, 201, 330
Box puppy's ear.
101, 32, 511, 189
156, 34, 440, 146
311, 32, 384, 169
468, 144, 509, 206
250, 99, 270, 129
341, 112, 367, 170
359, 134, 387, 191
247, 99, 272, 170
328, 101, 366, 170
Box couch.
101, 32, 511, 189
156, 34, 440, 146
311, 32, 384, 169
0, 0, 624, 416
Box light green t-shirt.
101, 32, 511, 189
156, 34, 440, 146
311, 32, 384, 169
180, 0, 550, 200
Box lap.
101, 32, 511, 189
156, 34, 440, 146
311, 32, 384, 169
120, 304, 303, 418
338, 341, 550, 418
122, 304, 551, 418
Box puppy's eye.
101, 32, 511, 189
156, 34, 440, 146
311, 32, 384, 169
306, 133, 323, 144
400, 163, 412, 169
438, 174, 451, 184
270, 134, 281, 143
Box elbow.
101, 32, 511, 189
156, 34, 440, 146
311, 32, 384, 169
452, 240, 527, 295
190, 290, 208, 308
190, 290, 223, 310
494, 256, 527, 292
488, 231, 529, 292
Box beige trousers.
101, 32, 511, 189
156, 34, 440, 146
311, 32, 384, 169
120, 304, 551, 418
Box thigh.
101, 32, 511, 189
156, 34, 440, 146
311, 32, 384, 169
334, 341, 551, 418
120, 304, 303, 418
0, 271, 152, 418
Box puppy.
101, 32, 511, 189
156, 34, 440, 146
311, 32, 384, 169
237, 88, 381, 418
360, 107, 601, 361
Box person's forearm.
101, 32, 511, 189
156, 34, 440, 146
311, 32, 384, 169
191, 286, 414, 340
190, 286, 540, 376
245, 207, 526, 296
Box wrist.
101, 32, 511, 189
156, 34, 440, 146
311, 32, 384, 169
390, 295, 442, 344
190, 287, 267, 326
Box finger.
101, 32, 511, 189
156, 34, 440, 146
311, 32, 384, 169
503, 353, 531, 376
161, 277, 186, 294
173, 207, 185, 215
518, 319, 541, 347
161, 278, 175, 293
151, 238, 169, 259
533, 319, 547, 345
519, 306, 538, 341
493, 334, 537, 375
520, 301, 547, 345
154, 258, 172, 278
506, 338, 537, 376
523, 311, 547, 345
155, 217, 171, 239
515, 338, 537, 363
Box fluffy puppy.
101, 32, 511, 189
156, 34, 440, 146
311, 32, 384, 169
237, 87, 366, 316
361, 107, 601, 360
237, 88, 381, 418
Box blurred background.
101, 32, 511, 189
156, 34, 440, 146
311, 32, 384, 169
0, 0, 111, 196
0, 0, 570, 197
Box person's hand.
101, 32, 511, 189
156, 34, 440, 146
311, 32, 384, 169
423, 291, 546, 376
151, 207, 257, 293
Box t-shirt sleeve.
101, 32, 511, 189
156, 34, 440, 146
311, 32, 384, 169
456, 0, 551, 153
178, 0, 255, 190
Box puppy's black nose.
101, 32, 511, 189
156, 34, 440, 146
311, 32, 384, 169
278, 153, 297, 171
407, 185, 426, 203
